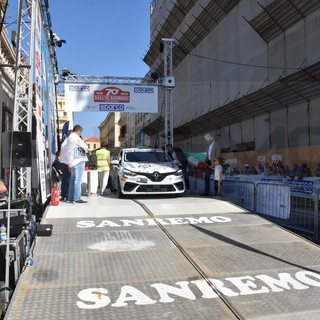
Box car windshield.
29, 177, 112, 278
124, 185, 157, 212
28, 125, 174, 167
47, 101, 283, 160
124, 151, 172, 163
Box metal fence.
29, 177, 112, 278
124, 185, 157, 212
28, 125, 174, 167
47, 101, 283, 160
222, 180, 320, 243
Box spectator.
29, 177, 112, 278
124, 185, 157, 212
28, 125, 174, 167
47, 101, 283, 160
315, 161, 320, 177
213, 158, 223, 196
166, 143, 190, 191
233, 167, 240, 174
290, 163, 302, 179
256, 163, 264, 175
201, 133, 221, 196
52, 150, 70, 201
244, 164, 253, 174
300, 163, 311, 178
263, 162, 269, 174
279, 164, 290, 176
96, 142, 111, 196
60, 124, 89, 204
224, 163, 234, 175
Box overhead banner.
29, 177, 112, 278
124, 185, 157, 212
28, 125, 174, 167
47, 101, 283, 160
64, 83, 158, 113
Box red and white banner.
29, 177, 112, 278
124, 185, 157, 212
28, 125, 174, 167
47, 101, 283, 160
272, 154, 282, 166
65, 83, 158, 113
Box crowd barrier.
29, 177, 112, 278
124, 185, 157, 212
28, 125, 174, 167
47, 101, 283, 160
189, 176, 320, 243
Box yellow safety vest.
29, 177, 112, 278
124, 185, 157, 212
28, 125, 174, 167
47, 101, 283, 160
96, 148, 110, 171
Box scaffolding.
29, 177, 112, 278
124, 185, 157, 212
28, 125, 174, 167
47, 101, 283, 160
11, 0, 35, 198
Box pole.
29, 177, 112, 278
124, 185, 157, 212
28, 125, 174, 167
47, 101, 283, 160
162, 38, 175, 148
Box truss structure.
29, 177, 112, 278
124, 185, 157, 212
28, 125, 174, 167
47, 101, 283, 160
12, 0, 35, 198
162, 38, 175, 146
59, 74, 156, 85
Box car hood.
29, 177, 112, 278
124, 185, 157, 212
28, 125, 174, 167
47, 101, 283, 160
123, 162, 179, 173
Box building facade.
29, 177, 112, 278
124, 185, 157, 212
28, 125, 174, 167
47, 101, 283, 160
99, 112, 121, 156
55, 90, 73, 143
117, 112, 151, 148
84, 136, 100, 152
144, 0, 320, 170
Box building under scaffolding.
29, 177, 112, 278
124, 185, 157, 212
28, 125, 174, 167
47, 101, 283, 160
143, 0, 320, 170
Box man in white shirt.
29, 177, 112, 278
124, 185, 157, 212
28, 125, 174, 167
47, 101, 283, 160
60, 125, 88, 204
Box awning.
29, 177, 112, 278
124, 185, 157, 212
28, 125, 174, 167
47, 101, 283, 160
174, 61, 320, 140
246, 0, 320, 43
143, 116, 164, 136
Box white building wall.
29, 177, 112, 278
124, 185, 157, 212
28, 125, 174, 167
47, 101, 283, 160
148, 0, 320, 156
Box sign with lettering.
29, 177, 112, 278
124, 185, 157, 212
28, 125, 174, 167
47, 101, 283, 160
65, 83, 158, 113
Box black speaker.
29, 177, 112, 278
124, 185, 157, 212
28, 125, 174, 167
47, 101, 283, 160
1, 131, 32, 167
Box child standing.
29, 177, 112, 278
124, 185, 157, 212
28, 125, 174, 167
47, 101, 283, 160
213, 158, 223, 196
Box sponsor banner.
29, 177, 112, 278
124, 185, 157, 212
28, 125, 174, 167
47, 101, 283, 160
257, 155, 266, 166
65, 83, 158, 113
35, 2, 47, 202
272, 154, 282, 166
225, 158, 237, 168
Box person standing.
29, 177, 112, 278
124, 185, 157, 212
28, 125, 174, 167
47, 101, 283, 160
166, 143, 190, 191
96, 142, 111, 196
213, 158, 223, 196
52, 150, 70, 201
201, 133, 221, 196
61, 125, 88, 204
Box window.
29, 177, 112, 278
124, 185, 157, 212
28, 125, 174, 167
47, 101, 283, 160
124, 151, 171, 163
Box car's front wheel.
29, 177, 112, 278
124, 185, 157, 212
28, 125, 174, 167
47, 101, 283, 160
117, 177, 124, 198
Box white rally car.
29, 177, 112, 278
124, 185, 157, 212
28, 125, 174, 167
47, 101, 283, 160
111, 148, 185, 197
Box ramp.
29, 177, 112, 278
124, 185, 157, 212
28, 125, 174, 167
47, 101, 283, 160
4, 195, 320, 319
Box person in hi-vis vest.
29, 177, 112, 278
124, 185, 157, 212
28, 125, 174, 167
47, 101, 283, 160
96, 142, 111, 196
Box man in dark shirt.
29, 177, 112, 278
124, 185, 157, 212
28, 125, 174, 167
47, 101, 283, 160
52, 150, 70, 201
166, 144, 190, 191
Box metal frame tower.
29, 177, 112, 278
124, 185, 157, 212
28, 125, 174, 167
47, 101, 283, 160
161, 38, 175, 147
11, 0, 35, 198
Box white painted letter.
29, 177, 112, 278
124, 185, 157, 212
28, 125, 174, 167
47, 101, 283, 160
120, 219, 145, 227
191, 280, 219, 299
77, 288, 110, 309
210, 216, 232, 223
96, 220, 121, 228
76, 221, 95, 228
295, 271, 320, 287
208, 279, 239, 297
225, 276, 269, 295
154, 219, 169, 225
144, 219, 158, 226
111, 286, 156, 307
256, 273, 309, 292
151, 281, 196, 303
166, 218, 189, 225
185, 217, 213, 224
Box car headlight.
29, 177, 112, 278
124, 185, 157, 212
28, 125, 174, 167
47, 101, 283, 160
122, 169, 137, 177
174, 169, 183, 176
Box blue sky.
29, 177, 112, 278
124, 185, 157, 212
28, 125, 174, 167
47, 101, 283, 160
6, 0, 151, 138
49, 0, 151, 137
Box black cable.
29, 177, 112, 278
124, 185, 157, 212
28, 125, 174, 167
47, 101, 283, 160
189, 52, 301, 71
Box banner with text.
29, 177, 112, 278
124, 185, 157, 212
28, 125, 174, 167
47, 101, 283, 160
65, 83, 158, 113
